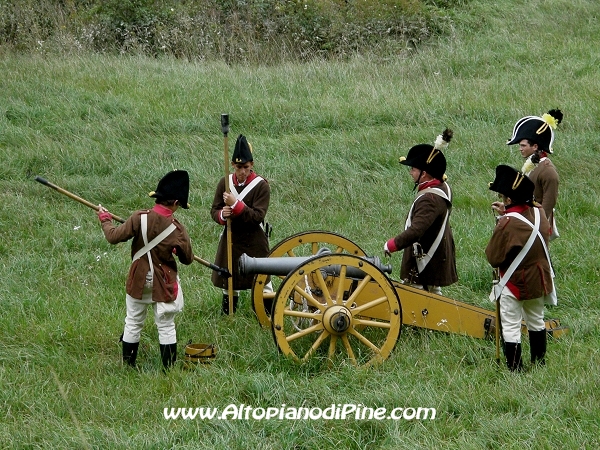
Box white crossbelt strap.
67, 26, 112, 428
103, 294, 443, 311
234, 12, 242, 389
405, 186, 452, 273
505, 209, 554, 276
505, 209, 556, 297
492, 208, 547, 300
229, 174, 264, 202
221, 175, 266, 235
133, 214, 177, 280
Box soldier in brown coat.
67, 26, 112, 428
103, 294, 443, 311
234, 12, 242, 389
98, 170, 194, 370
506, 109, 563, 240
486, 165, 554, 371
211, 135, 270, 314
384, 130, 458, 295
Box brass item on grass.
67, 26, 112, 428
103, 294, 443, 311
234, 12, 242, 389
184, 343, 217, 366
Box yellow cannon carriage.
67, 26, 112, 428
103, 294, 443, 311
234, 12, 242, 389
241, 230, 568, 368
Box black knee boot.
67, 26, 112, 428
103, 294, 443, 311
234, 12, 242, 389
529, 330, 547, 366
222, 294, 239, 315
503, 342, 523, 372
122, 341, 139, 367
263, 297, 274, 317
160, 343, 177, 370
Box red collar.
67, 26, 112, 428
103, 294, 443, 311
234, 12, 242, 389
233, 171, 257, 186
152, 204, 173, 217
417, 179, 442, 191
505, 204, 529, 214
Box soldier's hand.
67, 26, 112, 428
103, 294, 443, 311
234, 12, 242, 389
222, 206, 233, 218
223, 192, 236, 206
97, 204, 112, 222
491, 201, 505, 215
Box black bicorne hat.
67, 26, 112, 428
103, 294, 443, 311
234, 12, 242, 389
506, 109, 563, 153
399, 128, 452, 181
232, 134, 253, 163
149, 170, 190, 209
488, 165, 534, 205
400, 144, 447, 180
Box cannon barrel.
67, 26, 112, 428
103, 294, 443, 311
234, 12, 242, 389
239, 253, 392, 278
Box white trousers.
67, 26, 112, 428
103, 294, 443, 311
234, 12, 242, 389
123, 279, 184, 345
499, 286, 545, 343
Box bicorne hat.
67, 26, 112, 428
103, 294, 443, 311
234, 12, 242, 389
149, 170, 190, 209
488, 165, 534, 205
232, 134, 253, 163
399, 129, 452, 181
506, 109, 563, 153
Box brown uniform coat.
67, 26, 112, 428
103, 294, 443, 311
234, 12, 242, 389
210, 174, 270, 290
101, 208, 194, 302
392, 182, 458, 287
528, 158, 558, 224
485, 205, 552, 300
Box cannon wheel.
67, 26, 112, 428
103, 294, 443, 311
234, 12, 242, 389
271, 253, 401, 368
251, 231, 366, 328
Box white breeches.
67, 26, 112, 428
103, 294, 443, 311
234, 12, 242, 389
123, 279, 184, 345
499, 286, 545, 343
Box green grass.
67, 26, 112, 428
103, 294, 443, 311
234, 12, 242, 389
1, 0, 600, 448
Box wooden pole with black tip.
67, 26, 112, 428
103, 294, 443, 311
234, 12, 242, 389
33, 176, 230, 276
221, 114, 235, 315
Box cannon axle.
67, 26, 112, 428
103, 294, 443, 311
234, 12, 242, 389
323, 306, 353, 335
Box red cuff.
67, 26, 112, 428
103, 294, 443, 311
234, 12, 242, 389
231, 200, 245, 216
386, 238, 398, 253
98, 212, 112, 222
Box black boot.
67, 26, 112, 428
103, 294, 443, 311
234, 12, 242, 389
503, 342, 523, 372
263, 297, 274, 317
222, 294, 239, 315
160, 343, 177, 370
122, 341, 139, 368
529, 330, 547, 366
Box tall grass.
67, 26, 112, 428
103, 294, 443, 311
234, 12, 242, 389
1, 0, 599, 448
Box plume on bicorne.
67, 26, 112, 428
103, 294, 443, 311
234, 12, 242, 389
543, 109, 564, 129
434, 128, 453, 150
433, 128, 453, 181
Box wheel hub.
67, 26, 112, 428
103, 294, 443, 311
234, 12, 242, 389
323, 305, 353, 335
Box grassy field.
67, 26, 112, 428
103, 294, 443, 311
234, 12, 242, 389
1, 0, 599, 448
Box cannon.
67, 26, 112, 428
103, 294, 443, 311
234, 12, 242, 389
241, 231, 569, 368
239, 249, 392, 278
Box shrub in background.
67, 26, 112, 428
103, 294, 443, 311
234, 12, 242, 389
0, 0, 463, 63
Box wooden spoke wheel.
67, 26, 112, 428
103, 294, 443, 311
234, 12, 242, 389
251, 231, 366, 328
271, 253, 401, 368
